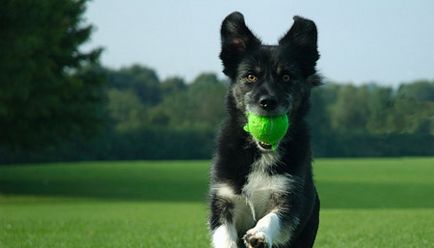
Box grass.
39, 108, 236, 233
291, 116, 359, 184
1, 158, 434, 247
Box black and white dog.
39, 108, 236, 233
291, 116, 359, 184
209, 12, 321, 248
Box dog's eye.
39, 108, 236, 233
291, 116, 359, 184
282, 74, 291, 82
245, 74, 257, 83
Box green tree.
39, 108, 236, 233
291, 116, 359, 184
103, 65, 164, 131
160, 76, 187, 96
364, 84, 394, 134
106, 65, 161, 106
0, 0, 104, 148
107, 89, 146, 133
329, 85, 370, 133
152, 73, 227, 131
397, 80, 434, 101
388, 81, 434, 134
308, 83, 338, 136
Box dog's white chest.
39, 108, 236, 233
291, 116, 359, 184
212, 152, 294, 232
241, 171, 292, 220
213, 171, 293, 233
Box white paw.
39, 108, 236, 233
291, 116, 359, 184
212, 224, 239, 248
222, 240, 238, 248
213, 239, 238, 248
243, 229, 271, 248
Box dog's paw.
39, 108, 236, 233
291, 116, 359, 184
243, 229, 271, 248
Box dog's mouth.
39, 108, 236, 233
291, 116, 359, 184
257, 141, 273, 151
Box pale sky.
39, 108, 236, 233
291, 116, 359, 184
84, 0, 434, 86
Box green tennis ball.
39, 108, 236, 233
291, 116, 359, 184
243, 113, 289, 150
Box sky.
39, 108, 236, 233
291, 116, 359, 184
83, 0, 434, 86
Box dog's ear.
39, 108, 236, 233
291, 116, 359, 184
279, 16, 319, 77
220, 12, 261, 79
279, 16, 318, 49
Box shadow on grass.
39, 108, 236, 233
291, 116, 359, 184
1, 178, 433, 209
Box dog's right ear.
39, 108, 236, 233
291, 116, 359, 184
220, 12, 261, 79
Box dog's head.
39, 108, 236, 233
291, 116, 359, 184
220, 12, 320, 121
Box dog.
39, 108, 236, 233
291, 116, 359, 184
209, 12, 321, 248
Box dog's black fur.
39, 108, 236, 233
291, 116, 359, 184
209, 12, 320, 248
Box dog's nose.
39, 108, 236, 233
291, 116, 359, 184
259, 96, 277, 111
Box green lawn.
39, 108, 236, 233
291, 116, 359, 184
1, 158, 434, 247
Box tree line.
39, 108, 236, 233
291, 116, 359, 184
1, 63, 434, 164
1, 0, 433, 164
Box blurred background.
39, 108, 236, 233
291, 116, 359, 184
1, 0, 434, 164
1, 1, 434, 247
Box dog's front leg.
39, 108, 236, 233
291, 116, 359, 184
243, 194, 305, 248
209, 193, 238, 248
212, 223, 238, 248
242, 211, 286, 248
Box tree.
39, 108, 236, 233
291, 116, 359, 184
308, 84, 338, 137
106, 65, 161, 106
388, 81, 434, 134
328, 85, 370, 133
0, 0, 104, 148
397, 80, 434, 101
364, 84, 394, 134
151, 73, 227, 131
107, 89, 146, 133
161, 76, 186, 94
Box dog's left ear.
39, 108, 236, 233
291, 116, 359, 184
279, 16, 319, 79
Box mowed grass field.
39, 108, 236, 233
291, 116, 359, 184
1, 158, 434, 248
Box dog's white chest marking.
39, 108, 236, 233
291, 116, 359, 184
242, 152, 292, 219
213, 152, 294, 232
242, 170, 293, 221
